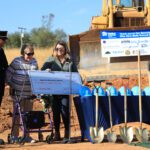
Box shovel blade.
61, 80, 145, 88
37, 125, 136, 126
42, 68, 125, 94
97, 127, 104, 143
107, 131, 117, 143
142, 128, 149, 142
119, 126, 133, 144
89, 127, 95, 142
135, 127, 149, 143
89, 127, 104, 143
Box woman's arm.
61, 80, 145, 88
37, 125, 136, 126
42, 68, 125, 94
6, 61, 15, 86
41, 62, 52, 70
41, 57, 54, 70
71, 62, 78, 72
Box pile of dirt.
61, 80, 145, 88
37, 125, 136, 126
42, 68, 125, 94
84, 76, 149, 91
0, 86, 45, 133
0, 87, 13, 133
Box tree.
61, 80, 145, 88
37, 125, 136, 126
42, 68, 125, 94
30, 27, 55, 47
5, 13, 67, 48
54, 29, 67, 41
22, 33, 31, 44
6, 32, 31, 48
42, 13, 55, 30
7, 32, 20, 48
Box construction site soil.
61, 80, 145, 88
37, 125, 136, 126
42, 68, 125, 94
0, 68, 149, 149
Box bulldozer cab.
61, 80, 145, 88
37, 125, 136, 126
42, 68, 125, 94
91, 0, 146, 29
69, 0, 150, 81
114, 0, 145, 27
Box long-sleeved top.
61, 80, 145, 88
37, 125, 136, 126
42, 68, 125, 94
6, 56, 38, 99
0, 48, 8, 104
0, 48, 8, 73
41, 56, 78, 72
41, 56, 78, 99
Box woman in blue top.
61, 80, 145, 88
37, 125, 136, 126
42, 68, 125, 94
41, 40, 78, 143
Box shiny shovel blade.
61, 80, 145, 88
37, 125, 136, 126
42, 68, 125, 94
90, 127, 95, 142
90, 127, 104, 143
107, 131, 117, 143
135, 127, 149, 143
119, 126, 133, 144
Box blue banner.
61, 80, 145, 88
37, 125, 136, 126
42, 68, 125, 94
100, 30, 150, 39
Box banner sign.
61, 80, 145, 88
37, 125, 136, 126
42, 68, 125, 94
100, 30, 150, 57
28, 70, 82, 95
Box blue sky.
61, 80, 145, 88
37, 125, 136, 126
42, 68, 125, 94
1, 0, 102, 35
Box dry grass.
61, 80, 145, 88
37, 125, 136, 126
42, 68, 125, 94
5, 48, 53, 69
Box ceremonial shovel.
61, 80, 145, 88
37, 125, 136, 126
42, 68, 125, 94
119, 78, 133, 144
135, 50, 149, 143
90, 82, 104, 143
106, 82, 117, 143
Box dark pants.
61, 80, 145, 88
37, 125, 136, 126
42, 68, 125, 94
52, 95, 69, 134
0, 74, 5, 106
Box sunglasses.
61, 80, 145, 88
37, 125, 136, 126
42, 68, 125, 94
55, 48, 65, 52
25, 52, 34, 56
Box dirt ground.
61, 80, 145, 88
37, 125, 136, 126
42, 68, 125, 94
0, 127, 150, 150
0, 74, 149, 149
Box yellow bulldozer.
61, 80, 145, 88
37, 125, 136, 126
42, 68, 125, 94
69, 0, 150, 82
91, 0, 148, 29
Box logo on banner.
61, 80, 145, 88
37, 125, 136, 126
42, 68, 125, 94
102, 31, 108, 36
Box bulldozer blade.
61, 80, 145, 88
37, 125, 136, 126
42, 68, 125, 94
90, 127, 104, 143
107, 131, 117, 143
119, 126, 133, 144
135, 127, 149, 143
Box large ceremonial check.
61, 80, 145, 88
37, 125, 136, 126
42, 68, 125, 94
100, 29, 150, 57
28, 70, 82, 95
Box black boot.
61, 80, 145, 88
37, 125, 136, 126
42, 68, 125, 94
62, 130, 69, 144
0, 139, 4, 145
53, 131, 61, 141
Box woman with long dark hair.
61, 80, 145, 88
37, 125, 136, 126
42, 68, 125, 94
41, 40, 78, 143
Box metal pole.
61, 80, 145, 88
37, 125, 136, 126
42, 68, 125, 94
18, 27, 26, 48
138, 50, 142, 129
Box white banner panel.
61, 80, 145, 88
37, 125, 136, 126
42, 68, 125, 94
28, 70, 82, 95
100, 30, 150, 57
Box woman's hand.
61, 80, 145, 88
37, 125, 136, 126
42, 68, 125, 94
46, 68, 51, 72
